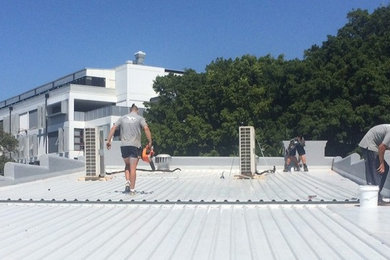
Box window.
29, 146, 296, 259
50, 103, 61, 115
113, 128, 120, 141
48, 131, 58, 153
71, 76, 105, 87
19, 112, 28, 132
47, 101, 67, 116
29, 109, 38, 129
74, 128, 84, 151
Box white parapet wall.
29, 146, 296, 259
103, 140, 334, 171
1, 154, 84, 185
332, 153, 390, 197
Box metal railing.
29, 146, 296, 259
74, 106, 132, 121
0, 69, 88, 109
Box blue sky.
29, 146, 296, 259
1, 0, 389, 100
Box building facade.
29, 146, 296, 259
0, 52, 182, 163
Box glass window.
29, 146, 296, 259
113, 128, 120, 141
29, 109, 38, 129
19, 112, 28, 132
48, 131, 58, 153
74, 128, 84, 151
71, 76, 105, 87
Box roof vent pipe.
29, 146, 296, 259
134, 51, 146, 65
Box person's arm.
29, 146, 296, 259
144, 125, 152, 147
377, 143, 387, 173
106, 125, 117, 150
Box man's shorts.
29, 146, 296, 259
296, 144, 306, 156
287, 147, 297, 156
120, 146, 142, 159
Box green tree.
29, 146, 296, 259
145, 5, 390, 157
299, 6, 390, 155
0, 130, 17, 174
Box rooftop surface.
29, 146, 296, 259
1, 165, 390, 259
0, 167, 357, 202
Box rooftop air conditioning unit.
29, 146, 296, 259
239, 126, 256, 176
84, 128, 105, 179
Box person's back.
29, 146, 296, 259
359, 124, 390, 152
117, 112, 145, 148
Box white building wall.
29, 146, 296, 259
46, 87, 70, 107
66, 86, 117, 159
85, 68, 116, 89
0, 93, 50, 162
115, 63, 168, 108
69, 85, 117, 103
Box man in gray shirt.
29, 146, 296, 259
106, 104, 152, 194
359, 124, 390, 204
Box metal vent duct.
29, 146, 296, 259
155, 154, 172, 170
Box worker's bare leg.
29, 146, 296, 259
123, 158, 131, 181
129, 157, 139, 190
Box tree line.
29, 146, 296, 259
145, 6, 390, 157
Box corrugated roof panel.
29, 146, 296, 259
0, 168, 359, 203
2, 166, 390, 259
1, 203, 390, 259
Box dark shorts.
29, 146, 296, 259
287, 147, 297, 156
296, 144, 305, 156
120, 146, 142, 159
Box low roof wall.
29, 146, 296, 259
104, 140, 334, 169
332, 152, 390, 197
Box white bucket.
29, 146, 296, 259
359, 185, 379, 208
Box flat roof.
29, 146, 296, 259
1, 166, 390, 259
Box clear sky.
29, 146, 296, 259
1, 0, 389, 101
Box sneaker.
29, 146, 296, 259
378, 198, 390, 206
124, 185, 130, 193
304, 165, 308, 172
130, 189, 136, 195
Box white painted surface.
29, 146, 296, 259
0, 168, 359, 202
0, 203, 390, 259
115, 63, 168, 107
1, 167, 390, 259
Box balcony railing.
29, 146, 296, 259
74, 105, 133, 121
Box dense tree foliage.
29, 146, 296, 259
145, 6, 390, 157
0, 130, 17, 174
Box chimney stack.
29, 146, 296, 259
134, 51, 146, 65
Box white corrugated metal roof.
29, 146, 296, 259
1, 166, 390, 259
1, 203, 390, 259
0, 168, 358, 202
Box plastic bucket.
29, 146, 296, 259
359, 185, 379, 208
